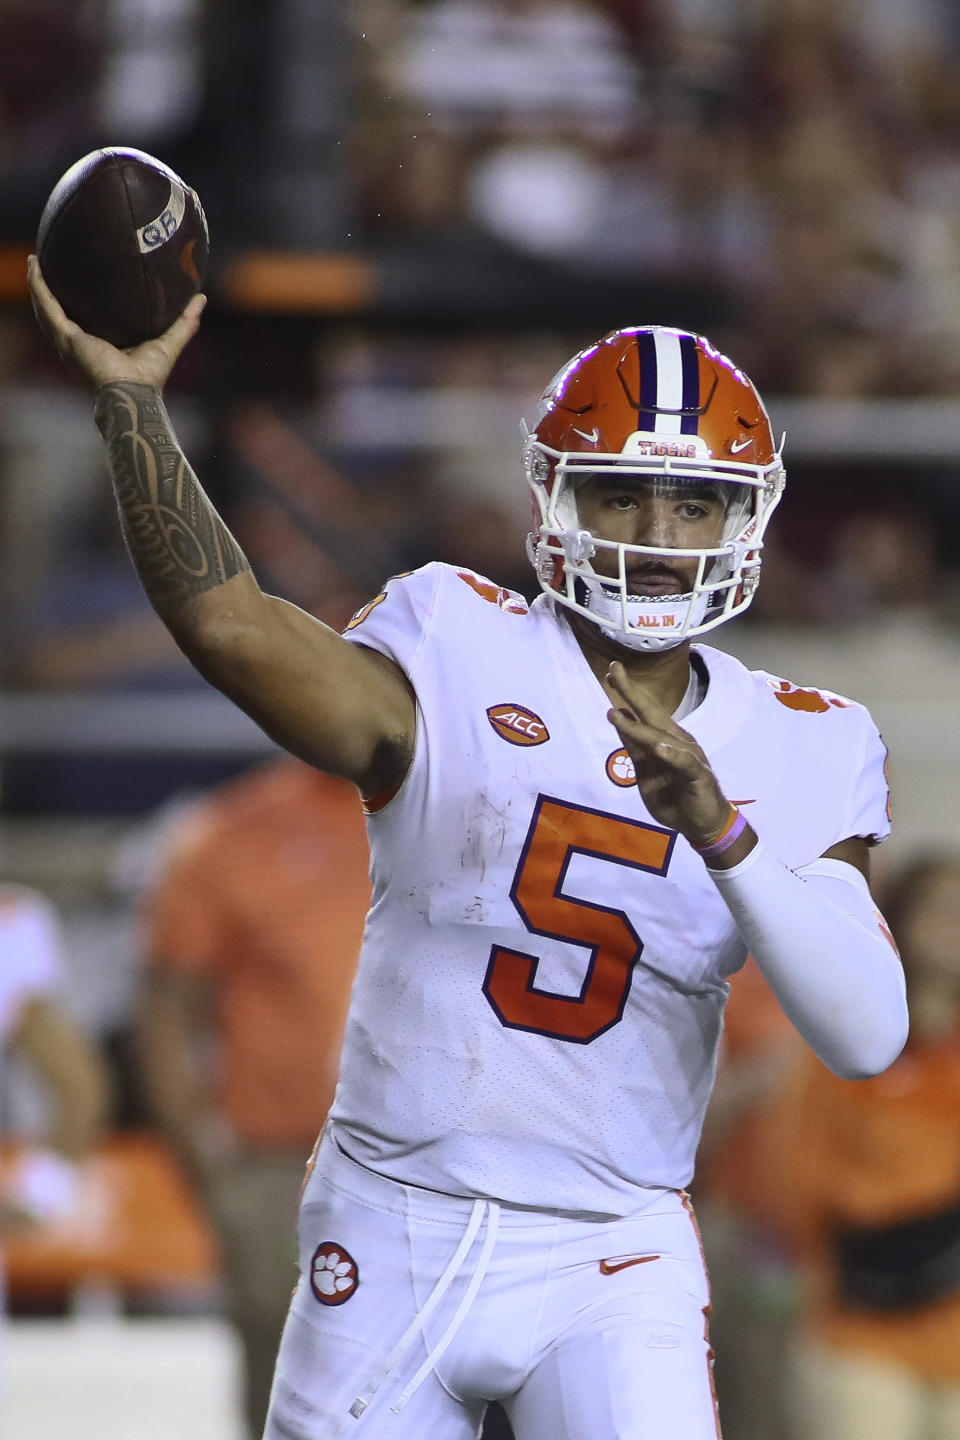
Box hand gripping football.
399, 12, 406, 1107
36, 147, 209, 348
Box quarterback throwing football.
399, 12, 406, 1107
28, 257, 908, 1440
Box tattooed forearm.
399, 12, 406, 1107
94, 382, 250, 623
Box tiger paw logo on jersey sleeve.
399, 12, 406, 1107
768, 678, 850, 713
457, 571, 529, 613
487, 703, 549, 746
310, 1242, 359, 1305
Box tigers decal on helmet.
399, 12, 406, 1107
523, 327, 786, 651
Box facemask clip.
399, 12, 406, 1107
561, 529, 596, 564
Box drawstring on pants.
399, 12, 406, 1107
349, 1196, 500, 1420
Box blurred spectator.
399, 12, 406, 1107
316, 327, 573, 589
7, 484, 198, 693
581, 105, 771, 289
0, 884, 110, 1332
0, 884, 109, 1210
741, 14, 913, 394
814, 503, 945, 625
839, 0, 959, 88
773, 852, 960, 1440
694, 959, 802, 1440
135, 758, 371, 1439
0, 0, 102, 237
96, 0, 203, 148
360, 0, 644, 260
745, 493, 952, 633
596, 0, 658, 54
0, 467, 235, 816
391, 0, 639, 136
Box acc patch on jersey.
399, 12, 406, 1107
486, 703, 549, 746
310, 1242, 359, 1305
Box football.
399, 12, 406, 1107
36, 147, 209, 349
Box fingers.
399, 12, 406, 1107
605, 660, 690, 746
27, 255, 81, 356
604, 661, 731, 839
608, 704, 703, 777
27, 253, 54, 309
27, 255, 206, 388
159, 292, 208, 352
604, 662, 703, 776
605, 661, 677, 730
606, 699, 661, 750
133, 292, 206, 377
28, 256, 206, 349
27, 256, 127, 387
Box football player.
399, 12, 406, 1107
28, 257, 908, 1440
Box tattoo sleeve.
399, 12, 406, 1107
94, 381, 251, 623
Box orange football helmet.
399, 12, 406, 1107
524, 326, 785, 650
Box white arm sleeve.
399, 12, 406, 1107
709, 845, 908, 1080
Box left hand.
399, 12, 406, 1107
606, 661, 731, 845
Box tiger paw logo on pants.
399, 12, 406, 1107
310, 1242, 359, 1305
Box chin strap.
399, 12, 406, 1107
571, 573, 709, 653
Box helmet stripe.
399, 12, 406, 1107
636, 330, 659, 430
652, 330, 683, 433
679, 333, 701, 434
633, 328, 704, 435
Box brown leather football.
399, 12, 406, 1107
37, 147, 209, 348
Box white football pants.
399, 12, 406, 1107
263, 1124, 721, 1440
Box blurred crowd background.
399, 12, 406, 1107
3, 1, 960, 1437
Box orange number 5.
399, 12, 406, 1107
483, 795, 675, 1043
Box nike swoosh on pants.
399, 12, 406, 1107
599, 1254, 661, 1275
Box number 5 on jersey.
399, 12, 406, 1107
483, 796, 675, 1043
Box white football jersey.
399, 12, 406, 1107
333, 563, 890, 1216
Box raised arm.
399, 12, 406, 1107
27, 258, 415, 796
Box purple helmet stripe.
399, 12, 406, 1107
636, 331, 659, 430
679, 333, 700, 434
